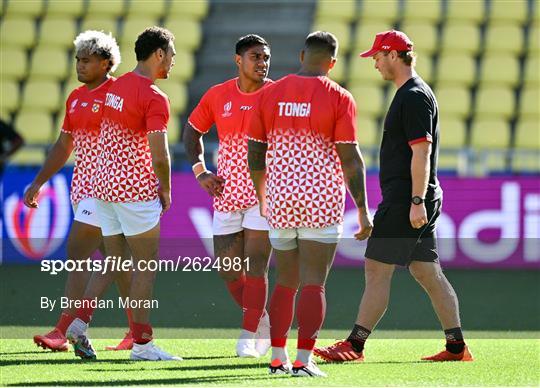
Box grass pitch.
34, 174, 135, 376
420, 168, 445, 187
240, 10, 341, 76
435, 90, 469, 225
1, 328, 539, 386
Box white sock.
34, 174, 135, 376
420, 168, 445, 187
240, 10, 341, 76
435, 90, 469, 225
271, 346, 289, 363
296, 349, 312, 365
239, 329, 256, 340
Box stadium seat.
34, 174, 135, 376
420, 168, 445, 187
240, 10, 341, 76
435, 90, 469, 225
155, 81, 188, 116
479, 54, 520, 87
519, 86, 539, 119
20, 80, 62, 112
354, 21, 394, 52
511, 153, 540, 173
356, 116, 380, 149
39, 17, 77, 48
164, 18, 202, 51
329, 56, 345, 84
315, 0, 356, 23
168, 0, 209, 20
14, 109, 55, 145
436, 54, 476, 86
349, 55, 384, 85
349, 84, 386, 119
45, 0, 85, 17
441, 23, 481, 54
0, 47, 28, 80
400, 22, 438, 54
0, 18, 36, 49
529, 24, 538, 55
484, 24, 524, 56
0, 80, 20, 113
80, 16, 118, 36
27, 48, 69, 81
4, 0, 45, 18
439, 117, 467, 148
167, 50, 195, 82
436, 86, 471, 119
115, 48, 137, 76
475, 86, 515, 119
125, 0, 166, 18
313, 20, 351, 54
515, 118, 540, 150
8, 146, 47, 165
63, 80, 84, 102
402, 0, 442, 24
470, 119, 511, 173
524, 55, 539, 86
414, 51, 433, 84
120, 17, 159, 48
446, 0, 485, 24
359, 0, 399, 23
489, 0, 528, 24
167, 113, 180, 144
86, 0, 125, 17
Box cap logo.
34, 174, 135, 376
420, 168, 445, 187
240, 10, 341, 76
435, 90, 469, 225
382, 45, 391, 49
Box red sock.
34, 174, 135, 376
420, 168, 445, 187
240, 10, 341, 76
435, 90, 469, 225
55, 312, 75, 335
269, 284, 297, 348
297, 284, 326, 351
226, 273, 246, 308
125, 308, 133, 329
242, 276, 267, 332
74, 298, 95, 323
131, 321, 153, 345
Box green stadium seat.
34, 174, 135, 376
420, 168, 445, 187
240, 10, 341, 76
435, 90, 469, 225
479, 54, 520, 87
86, 0, 125, 17
354, 21, 394, 53
14, 109, 55, 145
515, 118, 540, 150
155, 81, 188, 116
0, 47, 28, 80
45, 0, 84, 17
524, 55, 539, 86
471, 119, 511, 151
414, 50, 433, 84
120, 17, 159, 48
27, 48, 69, 81
446, 0, 485, 24
359, 0, 399, 24
167, 113, 180, 144
169, 0, 209, 20
356, 116, 380, 149
8, 146, 47, 165
475, 86, 515, 119
313, 20, 351, 54
328, 56, 345, 83
441, 23, 481, 54
126, 0, 166, 18
439, 117, 467, 148
350, 84, 386, 119
490, 0, 528, 24
63, 80, 84, 101
436, 54, 476, 86
315, 0, 357, 22
484, 24, 524, 55
39, 17, 77, 48
20, 80, 62, 112
167, 50, 194, 82
0, 18, 36, 49
80, 16, 118, 36
349, 55, 385, 85
115, 48, 137, 76
163, 18, 202, 51
519, 86, 539, 119
400, 22, 438, 54
0, 80, 20, 113
529, 24, 538, 55
402, 0, 442, 24
4, 0, 45, 18
436, 86, 471, 119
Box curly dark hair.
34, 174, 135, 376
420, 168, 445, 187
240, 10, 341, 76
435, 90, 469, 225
135, 26, 175, 61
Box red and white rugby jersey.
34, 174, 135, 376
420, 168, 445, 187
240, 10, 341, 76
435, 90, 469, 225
92, 72, 170, 203
61, 77, 115, 204
188, 78, 274, 212
248, 74, 358, 229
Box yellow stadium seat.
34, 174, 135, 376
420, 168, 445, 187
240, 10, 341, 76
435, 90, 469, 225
360, 0, 399, 23
4, 0, 45, 18
511, 153, 540, 172
46, 0, 85, 17
441, 23, 481, 54
402, 0, 442, 23
0, 80, 20, 113
350, 84, 386, 118
63, 80, 84, 101
354, 21, 394, 52
349, 55, 384, 85
0, 47, 28, 80
167, 113, 180, 144
169, 0, 209, 20
329, 56, 345, 84
519, 86, 539, 119
529, 24, 538, 55
446, 0, 486, 24
20, 80, 62, 112
120, 17, 159, 48
315, 0, 357, 22
9, 146, 47, 165
484, 24, 524, 55
400, 22, 438, 54
414, 51, 433, 84
313, 20, 351, 54
475, 86, 515, 119
80, 16, 118, 36
471, 119, 511, 149
167, 50, 194, 82
115, 48, 137, 76
439, 117, 467, 148
126, 0, 166, 18
39, 17, 77, 48
479, 54, 520, 87
515, 118, 540, 150
356, 116, 380, 148
163, 18, 202, 51
14, 110, 55, 144
155, 81, 188, 116
436, 86, 471, 119
27, 48, 69, 81
0, 18, 36, 49
437, 54, 476, 86
86, 0, 125, 17
524, 55, 539, 86
490, 0, 528, 24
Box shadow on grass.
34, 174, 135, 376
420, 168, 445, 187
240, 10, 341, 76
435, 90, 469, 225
0, 351, 50, 356
88, 362, 266, 373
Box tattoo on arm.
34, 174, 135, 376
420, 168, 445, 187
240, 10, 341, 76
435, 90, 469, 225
247, 140, 267, 171
336, 144, 368, 210
183, 122, 204, 165
346, 168, 368, 210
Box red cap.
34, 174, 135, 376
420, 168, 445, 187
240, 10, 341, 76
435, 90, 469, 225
359, 30, 414, 57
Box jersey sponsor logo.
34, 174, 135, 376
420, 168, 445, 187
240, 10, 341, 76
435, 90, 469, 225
222, 101, 232, 117
240, 105, 253, 111
105, 92, 124, 112
277, 102, 311, 117
92, 103, 100, 113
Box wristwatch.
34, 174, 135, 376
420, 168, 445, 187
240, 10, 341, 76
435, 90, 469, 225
411, 196, 425, 205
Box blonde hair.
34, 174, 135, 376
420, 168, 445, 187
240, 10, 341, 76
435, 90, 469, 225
73, 30, 121, 73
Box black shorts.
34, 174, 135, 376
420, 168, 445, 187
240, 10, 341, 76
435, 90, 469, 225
365, 198, 442, 266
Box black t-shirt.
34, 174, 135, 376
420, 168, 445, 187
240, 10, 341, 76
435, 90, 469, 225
379, 76, 442, 203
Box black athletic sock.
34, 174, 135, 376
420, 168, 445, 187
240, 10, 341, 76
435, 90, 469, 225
444, 327, 465, 354
347, 324, 371, 353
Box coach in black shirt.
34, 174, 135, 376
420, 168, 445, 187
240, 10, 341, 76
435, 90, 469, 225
314, 31, 472, 363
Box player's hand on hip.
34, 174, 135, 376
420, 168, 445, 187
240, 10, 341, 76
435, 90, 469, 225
410, 203, 428, 229
23, 183, 41, 208
197, 172, 225, 197
354, 211, 373, 240
158, 188, 171, 216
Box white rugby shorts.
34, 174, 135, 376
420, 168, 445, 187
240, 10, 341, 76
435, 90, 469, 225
95, 198, 161, 236
72, 198, 100, 228
269, 224, 343, 251
213, 205, 269, 235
